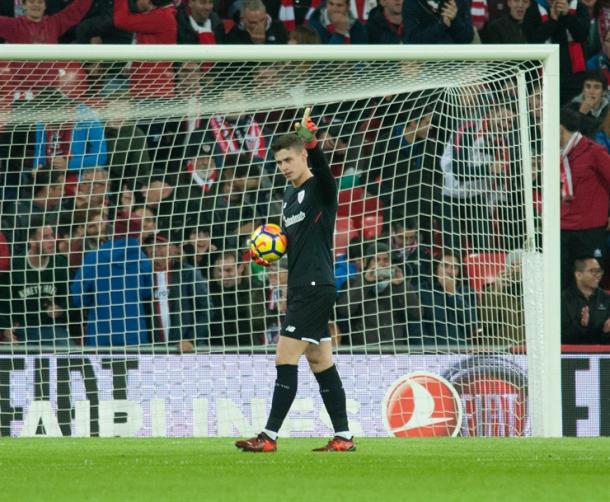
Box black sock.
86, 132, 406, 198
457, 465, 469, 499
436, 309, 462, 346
314, 365, 349, 434
264, 364, 298, 433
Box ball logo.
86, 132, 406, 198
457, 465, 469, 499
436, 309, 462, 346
382, 372, 463, 437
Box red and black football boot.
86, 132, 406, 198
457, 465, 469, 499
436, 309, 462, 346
312, 436, 356, 452
235, 432, 277, 452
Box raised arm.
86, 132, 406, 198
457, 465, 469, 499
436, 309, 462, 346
295, 108, 337, 205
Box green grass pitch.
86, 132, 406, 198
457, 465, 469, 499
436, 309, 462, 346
1, 438, 610, 501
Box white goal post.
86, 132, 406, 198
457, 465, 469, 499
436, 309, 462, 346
0, 45, 561, 438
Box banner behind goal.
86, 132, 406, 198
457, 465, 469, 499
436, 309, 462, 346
0, 46, 560, 437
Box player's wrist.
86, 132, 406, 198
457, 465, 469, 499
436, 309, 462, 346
303, 138, 318, 149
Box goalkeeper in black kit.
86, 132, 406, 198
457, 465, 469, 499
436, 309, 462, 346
235, 109, 354, 453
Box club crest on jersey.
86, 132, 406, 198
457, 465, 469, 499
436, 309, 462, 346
298, 190, 305, 204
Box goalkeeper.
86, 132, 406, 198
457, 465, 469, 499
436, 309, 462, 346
235, 109, 354, 453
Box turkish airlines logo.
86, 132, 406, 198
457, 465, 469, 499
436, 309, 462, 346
382, 372, 463, 437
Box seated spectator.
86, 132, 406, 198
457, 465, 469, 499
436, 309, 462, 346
61, 167, 110, 213
0, 217, 71, 346
144, 233, 211, 353
567, 70, 610, 137
480, 0, 529, 43
0, 0, 92, 43
561, 256, 610, 344
113, 0, 177, 98
208, 251, 266, 347
402, 0, 474, 44
522, 0, 589, 104
308, 0, 368, 44
390, 218, 432, 283
32, 89, 107, 180
181, 225, 217, 279
287, 24, 320, 44
71, 215, 153, 347
183, 130, 221, 199
367, 0, 403, 44
177, 0, 225, 44
587, 27, 610, 87
478, 249, 525, 345
336, 241, 421, 348
225, 0, 288, 43
420, 250, 479, 345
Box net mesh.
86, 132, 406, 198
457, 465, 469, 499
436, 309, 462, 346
0, 56, 544, 437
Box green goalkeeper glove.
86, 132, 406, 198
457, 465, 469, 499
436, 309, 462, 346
294, 107, 318, 148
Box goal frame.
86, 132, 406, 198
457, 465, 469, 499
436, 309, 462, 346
0, 44, 561, 437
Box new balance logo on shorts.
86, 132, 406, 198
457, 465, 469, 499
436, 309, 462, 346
286, 325, 296, 333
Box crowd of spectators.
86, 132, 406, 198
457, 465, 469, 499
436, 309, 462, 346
0, 0, 610, 351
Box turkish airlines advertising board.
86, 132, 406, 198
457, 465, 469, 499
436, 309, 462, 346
0, 353, 604, 437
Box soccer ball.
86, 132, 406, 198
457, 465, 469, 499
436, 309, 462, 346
249, 223, 288, 263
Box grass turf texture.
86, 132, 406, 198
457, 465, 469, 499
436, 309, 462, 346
1, 438, 609, 501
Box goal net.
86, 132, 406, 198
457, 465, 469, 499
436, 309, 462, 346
0, 45, 560, 438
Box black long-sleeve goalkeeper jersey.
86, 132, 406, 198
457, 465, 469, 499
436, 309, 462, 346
282, 145, 337, 289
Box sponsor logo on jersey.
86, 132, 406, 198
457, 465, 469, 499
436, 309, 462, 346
298, 190, 305, 204
382, 371, 462, 437
284, 211, 306, 228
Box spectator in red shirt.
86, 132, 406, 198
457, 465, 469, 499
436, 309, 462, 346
0, 0, 92, 43
113, 0, 177, 97
560, 106, 610, 288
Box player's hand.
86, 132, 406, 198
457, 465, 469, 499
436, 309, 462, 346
249, 248, 271, 267
294, 107, 318, 148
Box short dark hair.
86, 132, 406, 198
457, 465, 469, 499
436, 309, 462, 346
582, 69, 608, 90
151, 0, 173, 6
574, 256, 599, 273
560, 107, 581, 133
270, 134, 305, 155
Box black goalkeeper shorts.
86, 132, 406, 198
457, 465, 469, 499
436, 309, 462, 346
281, 285, 337, 344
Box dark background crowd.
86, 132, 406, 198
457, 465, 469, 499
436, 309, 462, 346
0, 0, 609, 352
